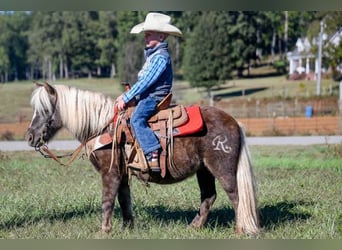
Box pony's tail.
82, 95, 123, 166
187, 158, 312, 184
235, 124, 260, 235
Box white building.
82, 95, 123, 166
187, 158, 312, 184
287, 27, 342, 80
287, 37, 316, 80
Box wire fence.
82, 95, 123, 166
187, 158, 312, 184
215, 98, 339, 118
237, 116, 342, 136
214, 98, 342, 136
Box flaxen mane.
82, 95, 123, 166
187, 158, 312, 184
31, 85, 114, 142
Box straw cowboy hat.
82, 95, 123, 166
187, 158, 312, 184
130, 12, 182, 37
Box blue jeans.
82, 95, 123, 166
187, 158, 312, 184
130, 96, 160, 155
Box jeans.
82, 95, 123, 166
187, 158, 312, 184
130, 96, 160, 155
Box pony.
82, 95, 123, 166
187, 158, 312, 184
26, 82, 260, 235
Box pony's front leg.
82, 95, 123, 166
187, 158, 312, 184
118, 174, 134, 229
101, 170, 121, 233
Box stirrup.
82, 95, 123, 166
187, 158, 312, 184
127, 162, 148, 173
148, 160, 160, 172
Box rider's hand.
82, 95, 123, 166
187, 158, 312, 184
116, 94, 126, 111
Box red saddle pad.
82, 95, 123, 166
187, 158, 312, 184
175, 105, 204, 137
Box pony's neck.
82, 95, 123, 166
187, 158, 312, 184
56, 85, 114, 142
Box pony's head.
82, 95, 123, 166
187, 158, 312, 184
26, 82, 63, 148
26, 81, 115, 147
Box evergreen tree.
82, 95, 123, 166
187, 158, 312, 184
28, 11, 64, 80
116, 11, 146, 84
0, 14, 10, 82
183, 11, 234, 96
66, 11, 101, 79
0, 12, 30, 82
95, 11, 118, 78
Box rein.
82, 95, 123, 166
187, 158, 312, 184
35, 143, 85, 167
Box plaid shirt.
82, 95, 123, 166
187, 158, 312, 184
122, 42, 172, 104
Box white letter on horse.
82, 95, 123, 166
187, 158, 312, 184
212, 135, 232, 154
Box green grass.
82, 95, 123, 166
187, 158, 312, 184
0, 145, 341, 239
211, 77, 339, 100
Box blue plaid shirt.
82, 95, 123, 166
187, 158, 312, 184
122, 42, 173, 104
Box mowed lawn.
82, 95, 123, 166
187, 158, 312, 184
0, 144, 341, 239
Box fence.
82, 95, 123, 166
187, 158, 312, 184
215, 98, 338, 119
237, 116, 342, 136
214, 98, 342, 136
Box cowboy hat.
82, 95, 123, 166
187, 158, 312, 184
130, 12, 182, 37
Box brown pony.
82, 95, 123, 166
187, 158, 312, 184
26, 82, 260, 235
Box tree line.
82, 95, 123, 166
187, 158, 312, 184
0, 11, 341, 88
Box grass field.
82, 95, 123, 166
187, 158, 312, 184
0, 145, 341, 239
0, 76, 339, 124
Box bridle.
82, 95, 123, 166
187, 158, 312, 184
34, 105, 117, 168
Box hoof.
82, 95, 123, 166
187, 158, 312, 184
102, 226, 112, 234
235, 227, 243, 235
122, 220, 134, 230
189, 214, 205, 228
235, 226, 260, 236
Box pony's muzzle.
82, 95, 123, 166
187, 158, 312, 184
25, 131, 35, 146
26, 130, 43, 148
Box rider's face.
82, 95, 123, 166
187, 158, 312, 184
144, 31, 162, 48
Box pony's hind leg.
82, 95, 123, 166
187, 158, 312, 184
203, 151, 240, 231
209, 129, 259, 235
117, 175, 134, 229
190, 167, 217, 228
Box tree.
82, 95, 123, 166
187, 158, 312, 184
28, 11, 107, 80
162, 11, 186, 75
116, 11, 146, 84
183, 11, 234, 99
0, 12, 30, 82
228, 11, 266, 76
0, 47, 10, 83
28, 11, 64, 80
308, 12, 342, 81
65, 11, 102, 79
95, 11, 118, 78
263, 12, 283, 63
0, 14, 10, 82
287, 11, 317, 51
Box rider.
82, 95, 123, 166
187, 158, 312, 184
115, 12, 182, 172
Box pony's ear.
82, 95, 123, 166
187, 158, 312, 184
34, 81, 43, 88
43, 81, 56, 96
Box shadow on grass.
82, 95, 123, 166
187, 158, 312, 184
240, 71, 284, 79
0, 200, 311, 233
259, 200, 312, 230
143, 200, 311, 230
0, 202, 102, 231
213, 87, 268, 99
